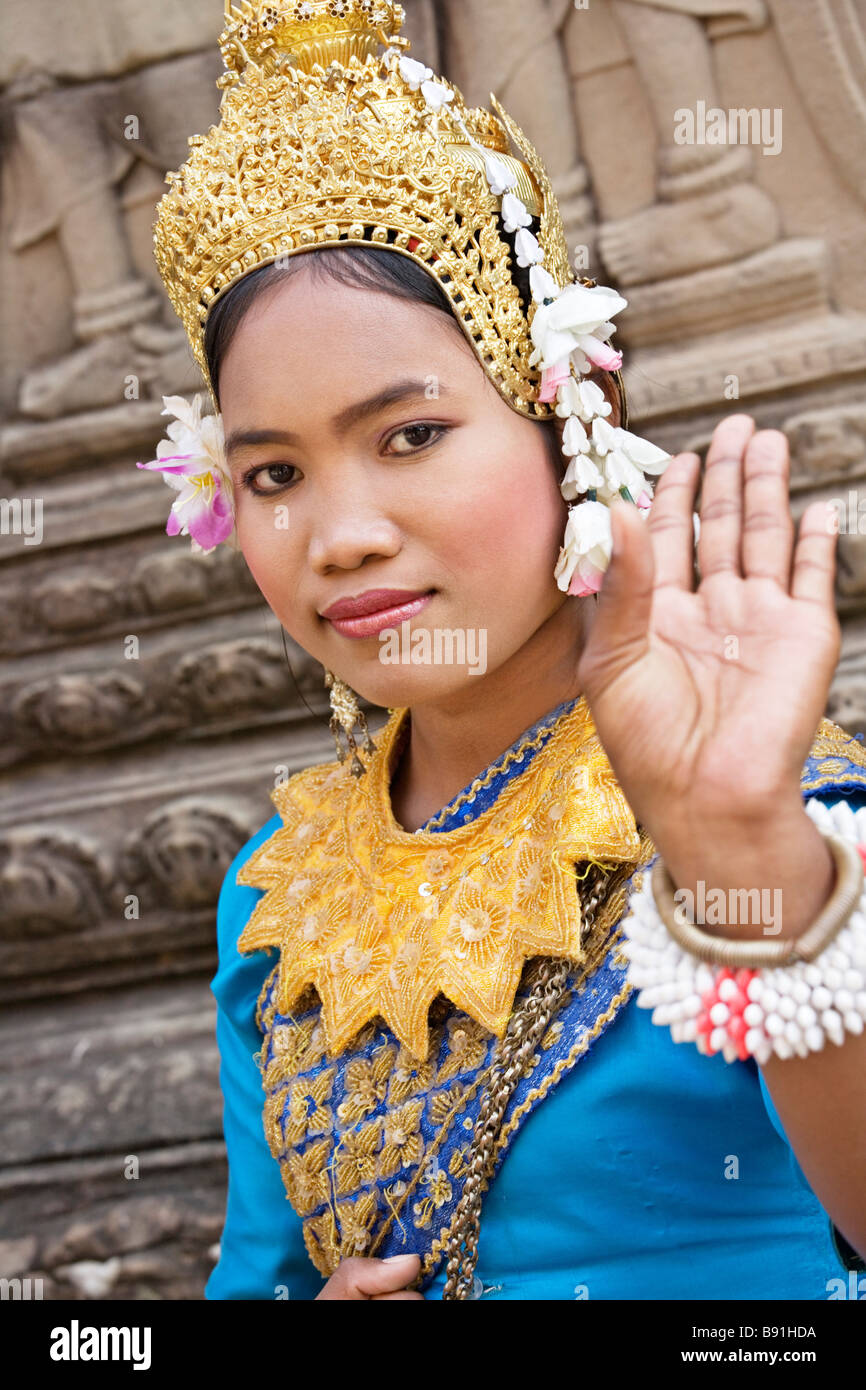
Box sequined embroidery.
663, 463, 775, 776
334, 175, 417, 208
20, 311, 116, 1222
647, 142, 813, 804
237, 695, 643, 1059
242, 701, 866, 1288
253, 837, 655, 1283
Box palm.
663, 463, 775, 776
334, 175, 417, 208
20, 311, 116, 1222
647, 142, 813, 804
577, 415, 841, 830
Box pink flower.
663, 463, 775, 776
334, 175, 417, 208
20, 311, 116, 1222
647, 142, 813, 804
554, 499, 613, 596
538, 357, 572, 402
530, 282, 627, 369
568, 558, 605, 596
137, 395, 234, 554
164, 476, 234, 551
578, 336, 623, 371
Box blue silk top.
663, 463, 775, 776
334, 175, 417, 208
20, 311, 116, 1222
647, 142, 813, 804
205, 696, 866, 1300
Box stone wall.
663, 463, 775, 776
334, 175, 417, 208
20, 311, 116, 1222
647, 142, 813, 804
1, 0, 864, 1300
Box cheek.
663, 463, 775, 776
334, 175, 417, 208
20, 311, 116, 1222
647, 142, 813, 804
235, 501, 301, 611
433, 441, 566, 583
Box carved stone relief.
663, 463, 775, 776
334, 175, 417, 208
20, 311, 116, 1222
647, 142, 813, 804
2, 0, 866, 1300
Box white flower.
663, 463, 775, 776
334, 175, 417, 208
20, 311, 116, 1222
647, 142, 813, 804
591, 415, 618, 456
421, 78, 454, 111
554, 500, 613, 596
562, 415, 591, 457
514, 227, 544, 268
530, 265, 561, 303
501, 191, 532, 233
483, 152, 517, 195
588, 420, 671, 508
598, 448, 652, 506
561, 451, 605, 501
398, 56, 433, 89
610, 425, 671, 475
529, 282, 627, 370
555, 376, 611, 423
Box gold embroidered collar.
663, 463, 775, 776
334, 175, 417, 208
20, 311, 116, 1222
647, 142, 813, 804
236, 695, 642, 1060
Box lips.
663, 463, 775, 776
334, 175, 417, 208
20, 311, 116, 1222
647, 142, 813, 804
320, 588, 434, 620
322, 589, 436, 640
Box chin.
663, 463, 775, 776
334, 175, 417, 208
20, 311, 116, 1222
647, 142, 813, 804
350, 668, 487, 709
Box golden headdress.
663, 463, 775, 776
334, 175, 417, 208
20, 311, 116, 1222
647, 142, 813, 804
156, 0, 579, 414
142, 0, 673, 594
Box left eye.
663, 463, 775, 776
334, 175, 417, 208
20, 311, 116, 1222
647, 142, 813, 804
386, 424, 445, 454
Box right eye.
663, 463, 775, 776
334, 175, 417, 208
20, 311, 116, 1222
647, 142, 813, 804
241, 463, 299, 496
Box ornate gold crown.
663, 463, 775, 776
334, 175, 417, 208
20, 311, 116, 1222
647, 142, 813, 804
152, 0, 583, 417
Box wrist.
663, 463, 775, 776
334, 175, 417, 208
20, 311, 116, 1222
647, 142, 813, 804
621, 809, 866, 1065
652, 801, 836, 942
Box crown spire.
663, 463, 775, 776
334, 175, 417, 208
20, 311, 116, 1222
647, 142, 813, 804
218, 0, 406, 83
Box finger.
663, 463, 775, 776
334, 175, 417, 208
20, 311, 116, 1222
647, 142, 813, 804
790, 498, 840, 607
353, 1253, 422, 1297
645, 452, 701, 591
319, 1253, 422, 1299
740, 428, 795, 589
697, 415, 756, 583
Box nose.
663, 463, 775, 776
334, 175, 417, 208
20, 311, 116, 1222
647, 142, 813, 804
307, 471, 402, 574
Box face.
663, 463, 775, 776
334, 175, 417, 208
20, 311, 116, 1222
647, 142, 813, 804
218, 261, 604, 709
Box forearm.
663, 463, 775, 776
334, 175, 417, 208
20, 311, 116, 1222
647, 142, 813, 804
655, 800, 866, 1259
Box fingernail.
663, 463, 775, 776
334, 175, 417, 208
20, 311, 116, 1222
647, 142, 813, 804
383, 1253, 419, 1263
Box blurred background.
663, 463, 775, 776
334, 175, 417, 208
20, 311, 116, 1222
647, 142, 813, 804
1, 0, 865, 1299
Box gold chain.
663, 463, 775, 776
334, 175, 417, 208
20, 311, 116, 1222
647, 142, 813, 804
431, 859, 614, 1299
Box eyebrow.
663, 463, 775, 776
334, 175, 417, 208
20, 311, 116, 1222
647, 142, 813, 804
224, 378, 450, 463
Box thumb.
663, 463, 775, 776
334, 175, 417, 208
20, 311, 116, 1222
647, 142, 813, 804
585, 498, 654, 664
344, 1253, 422, 1299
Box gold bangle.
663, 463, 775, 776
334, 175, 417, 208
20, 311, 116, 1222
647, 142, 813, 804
651, 830, 865, 969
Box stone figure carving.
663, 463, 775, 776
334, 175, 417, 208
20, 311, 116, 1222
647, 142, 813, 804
600, 0, 779, 285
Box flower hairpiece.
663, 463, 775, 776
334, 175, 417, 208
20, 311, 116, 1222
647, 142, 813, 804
138, 49, 673, 589
136, 394, 235, 554
437, 66, 674, 597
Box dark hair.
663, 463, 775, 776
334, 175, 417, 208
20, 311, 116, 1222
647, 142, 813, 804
203, 226, 619, 473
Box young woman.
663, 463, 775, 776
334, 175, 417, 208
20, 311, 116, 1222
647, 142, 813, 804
140, 0, 866, 1300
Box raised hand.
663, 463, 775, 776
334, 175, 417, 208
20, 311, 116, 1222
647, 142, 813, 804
576, 414, 841, 838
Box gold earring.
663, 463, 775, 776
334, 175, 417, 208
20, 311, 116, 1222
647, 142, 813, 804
324, 669, 377, 777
